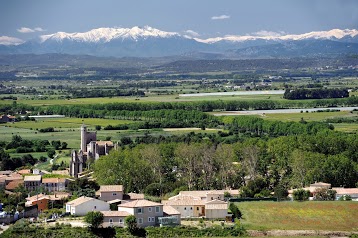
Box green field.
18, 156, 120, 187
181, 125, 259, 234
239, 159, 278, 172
237, 201, 358, 231
262, 111, 357, 122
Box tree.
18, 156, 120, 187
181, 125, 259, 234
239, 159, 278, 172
61, 141, 68, 149
313, 188, 336, 201
229, 203, 242, 219
293, 189, 310, 201
125, 215, 138, 234
95, 125, 102, 131
84, 211, 104, 228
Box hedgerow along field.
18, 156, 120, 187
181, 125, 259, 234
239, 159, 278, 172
237, 201, 358, 231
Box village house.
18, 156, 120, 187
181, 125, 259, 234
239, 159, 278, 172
24, 175, 42, 191
101, 211, 131, 228
65, 196, 109, 216
162, 199, 205, 218
97, 185, 124, 202
171, 189, 240, 202
164, 189, 233, 219
332, 187, 358, 201
42, 178, 66, 192
0, 115, 16, 123
25, 195, 49, 213
117, 199, 164, 227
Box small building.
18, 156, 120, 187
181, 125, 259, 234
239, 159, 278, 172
24, 175, 42, 191
162, 199, 205, 218
173, 189, 240, 202
5, 179, 24, 191
161, 205, 181, 226
25, 195, 49, 213
117, 199, 164, 228
97, 185, 124, 202
17, 169, 31, 175
65, 196, 109, 216
42, 178, 66, 192
205, 199, 229, 219
101, 211, 131, 228
0, 115, 16, 123
333, 187, 358, 201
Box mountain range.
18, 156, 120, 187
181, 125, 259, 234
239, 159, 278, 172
1, 26, 358, 58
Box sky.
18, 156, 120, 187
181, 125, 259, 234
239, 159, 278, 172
0, 0, 358, 43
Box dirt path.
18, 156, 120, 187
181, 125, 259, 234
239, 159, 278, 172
248, 229, 357, 237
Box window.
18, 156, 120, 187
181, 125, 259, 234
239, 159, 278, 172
197, 207, 199, 211
94, 206, 97, 209
112, 193, 117, 196
190, 207, 193, 210
155, 206, 160, 213
137, 207, 143, 214
119, 218, 123, 224
184, 207, 186, 210
138, 218, 143, 224
109, 219, 113, 224
148, 217, 151, 222
151, 217, 155, 222
148, 207, 152, 212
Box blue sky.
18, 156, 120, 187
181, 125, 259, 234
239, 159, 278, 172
1, 0, 357, 41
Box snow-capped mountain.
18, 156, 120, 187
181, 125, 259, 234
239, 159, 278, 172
1, 26, 358, 57
39, 26, 179, 43
196, 29, 358, 43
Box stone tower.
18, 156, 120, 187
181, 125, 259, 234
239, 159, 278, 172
81, 124, 87, 152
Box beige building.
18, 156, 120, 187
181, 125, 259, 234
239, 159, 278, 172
162, 199, 205, 218
66, 196, 109, 216
101, 211, 131, 228
42, 178, 66, 192
24, 175, 42, 191
97, 185, 124, 202
171, 189, 240, 202
117, 199, 163, 228
205, 199, 229, 219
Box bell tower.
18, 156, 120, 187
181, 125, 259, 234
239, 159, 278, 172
80, 124, 87, 152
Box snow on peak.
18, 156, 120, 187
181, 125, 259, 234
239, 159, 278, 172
40, 26, 179, 43
197, 29, 358, 44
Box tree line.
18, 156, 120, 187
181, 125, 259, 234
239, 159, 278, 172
283, 88, 349, 100
94, 131, 357, 198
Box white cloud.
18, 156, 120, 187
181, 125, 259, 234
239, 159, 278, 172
211, 15, 230, 20
17, 27, 46, 33
252, 30, 285, 37
184, 30, 200, 37
34, 27, 45, 32
0, 36, 24, 45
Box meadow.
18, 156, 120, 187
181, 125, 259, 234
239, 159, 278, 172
237, 201, 358, 231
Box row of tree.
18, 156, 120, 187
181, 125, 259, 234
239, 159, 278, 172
94, 129, 358, 198
283, 88, 349, 100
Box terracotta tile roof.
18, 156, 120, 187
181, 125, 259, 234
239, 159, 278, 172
98, 185, 123, 192
67, 196, 94, 206
17, 169, 31, 175
101, 211, 131, 217
128, 192, 144, 200
332, 187, 358, 195
0, 171, 12, 175
119, 199, 162, 208
205, 199, 228, 210
52, 170, 69, 175
96, 141, 114, 146
310, 182, 331, 187
168, 194, 201, 201
42, 178, 66, 183
5, 179, 24, 191
26, 193, 47, 201
162, 199, 205, 206
24, 175, 42, 182
179, 190, 240, 198
163, 205, 180, 215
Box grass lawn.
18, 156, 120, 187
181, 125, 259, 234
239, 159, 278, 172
236, 201, 358, 231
